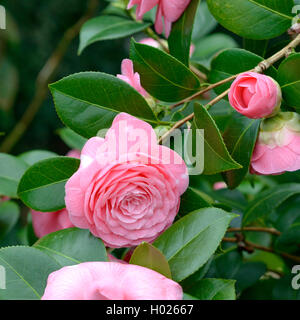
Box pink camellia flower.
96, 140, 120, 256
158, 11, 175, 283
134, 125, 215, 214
31, 209, 74, 238
128, 0, 191, 38
65, 113, 189, 248
117, 59, 148, 98
250, 112, 300, 175
213, 182, 227, 190
229, 72, 282, 119
139, 37, 161, 48
31, 150, 80, 238
139, 37, 195, 56
42, 262, 183, 300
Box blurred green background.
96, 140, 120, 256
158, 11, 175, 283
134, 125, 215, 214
0, 0, 129, 154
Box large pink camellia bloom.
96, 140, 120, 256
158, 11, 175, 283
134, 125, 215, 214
42, 262, 183, 300
229, 72, 282, 119
65, 113, 189, 248
117, 59, 148, 98
251, 112, 300, 175
31, 150, 80, 238
128, 0, 191, 38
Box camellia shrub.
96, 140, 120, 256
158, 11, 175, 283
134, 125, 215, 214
0, 0, 300, 300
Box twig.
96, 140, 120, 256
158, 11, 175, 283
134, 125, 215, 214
227, 227, 281, 236
158, 88, 230, 144
222, 237, 300, 264
159, 34, 300, 144
0, 0, 99, 153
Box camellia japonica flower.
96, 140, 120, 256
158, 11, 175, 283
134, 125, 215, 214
229, 72, 282, 119
42, 262, 183, 300
128, 0, 191, 38
65, 113, 189, 248
30, 150, 80, 238
117, 59, 148, 98
251, 112, 300, 175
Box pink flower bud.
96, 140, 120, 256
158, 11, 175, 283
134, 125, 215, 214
229, 72, 282, 119
42, 262, 183, 300
250, 112, 300, 175
117, 59, 148, 98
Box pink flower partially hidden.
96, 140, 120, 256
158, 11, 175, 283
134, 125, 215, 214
31, 209, 74, 238
128, 0, 191, 38
117, 59, 148, 97
31, 150, 80, 238
251, 112, 300, 175
229, 72, 282, 119
65, 113, 189, 248
42, 262, 183, 300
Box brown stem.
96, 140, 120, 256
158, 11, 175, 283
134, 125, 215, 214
227, 227, 281, 236
0, 0, 99, 153
158, 88, 230, 144
222, 237, 300, 264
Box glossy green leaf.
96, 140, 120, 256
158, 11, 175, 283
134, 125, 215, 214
57, 127, 87, 150
18, 157, 80, 212
209, 48, 277, 96
223, 112, 261, 189
78, 15, 151, 54
0, 201, 20, 240
206, 0, 294, 40
178, 187, 212, 218
168, 0, 199, 66
50, 72, 158, 138
275, 221, 300, 250
129, 242, 172, 279
34, 228, 108, 267
243, 183, 300, 226
130, 39, 201, 102
187, 278, 236, 300
277, 53, 300, 111
193, 103, 242, 175
0, 153, 29, 198
0, 246, 60, 300
18, 150, 57, 166
154, 207, 236, 282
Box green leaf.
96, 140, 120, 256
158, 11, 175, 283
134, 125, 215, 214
0, 201, 20, 240
209, 48, 277, 96
0, 153, 29, 198
275, 221, 300, 249
154, 207, 236, 282
57, 127, 87, 150
186, 278, 236, 300
78, 15, 151, 54
34, 228, 108, 267
18, 150, 57, 166
129, 242, 172, 279
168, 0, 199, 66
0, 246, 60, 300
193, 103, 242, 175
178, 187, 212, 218
130, 39, 201, 102
18, 157, 80, 212
223, 112, 261, 189
206, 0, 294, 40
50, 72, 157, 138
277, 53, 300, 111
191, 33, 238, 68
243, 183, 300, 226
